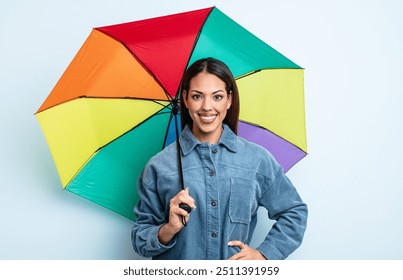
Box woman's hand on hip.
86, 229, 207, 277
228, 240, 267, 260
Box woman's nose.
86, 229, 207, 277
201, 97, 212, 111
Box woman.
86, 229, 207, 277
132, 58, 307, 260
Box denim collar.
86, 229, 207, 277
179, 124, 238, 156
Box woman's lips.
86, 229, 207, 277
198, 114, 217, 124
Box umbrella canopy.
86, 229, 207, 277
36, 6, 307, 221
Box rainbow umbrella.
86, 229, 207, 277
36, 7, 307, 221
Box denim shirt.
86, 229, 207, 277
132, 124, 307, 260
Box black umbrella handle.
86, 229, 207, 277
179, 203, 192, 213
173, 100, 192, 226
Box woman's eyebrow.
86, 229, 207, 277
189, 90, 203, 94
212, 90, 225, 94
189, 89, 224, 94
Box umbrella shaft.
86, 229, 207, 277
174, 109, 185, 191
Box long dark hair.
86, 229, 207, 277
179, 57, 240, 134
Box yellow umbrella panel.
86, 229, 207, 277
238, 69, 307, 153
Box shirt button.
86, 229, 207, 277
209, 171, 215, 176
211, 201, 217, 206
211, 232, 217, 238
151, 241, 156, 247
212, 148, 217, 154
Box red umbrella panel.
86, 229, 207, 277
36, 7, 307, 220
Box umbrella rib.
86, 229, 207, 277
36, 96, 172, 114
235, 70, 261, 80
76, 96, 170, 103
235, 67, 305, 81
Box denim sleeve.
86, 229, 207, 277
256, 167, 308, 260
131, 173, 177, 258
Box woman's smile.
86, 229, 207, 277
198, 113, 218, 123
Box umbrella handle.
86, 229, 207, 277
179, 203, 192, 213
179, 203, 191, 227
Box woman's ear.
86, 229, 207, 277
182, 90, 189, 108
227, 91, 232, 110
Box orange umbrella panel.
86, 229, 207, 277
37, 29, 168, 113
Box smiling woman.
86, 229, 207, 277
180, 57, 240, 138
131, 58, 308, 260
183, 71, 232, 144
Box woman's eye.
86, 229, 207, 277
191, 94, 202, 100
213, 95, 223, 101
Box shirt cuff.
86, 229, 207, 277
256, 242, 285, 260
146, 224, 177, 255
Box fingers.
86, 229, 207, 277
183, 188, 196, 209
171, 188, 196, 209
229, 249, 262, 260
170, 199, 191, 218
228, 252, 241, 260
167, 188, 196, 229
228, 240, 248, 250
227, 241, 266, 260
175, 206, 191, 218
228, 241, 247, 260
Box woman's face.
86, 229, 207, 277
184, 71, 232, 144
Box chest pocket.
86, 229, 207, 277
229, 178, 258, 224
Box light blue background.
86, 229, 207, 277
1, 0, 402, 259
